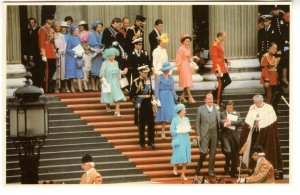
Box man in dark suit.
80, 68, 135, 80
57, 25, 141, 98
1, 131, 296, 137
126, 15, 146, 53
21, 17, 42, 88
148, 19, 163, 61
125, 38, 151, 89
220, 100, 242, 178
195, 92, 221, 177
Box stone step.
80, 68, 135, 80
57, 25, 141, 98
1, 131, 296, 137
6, 136, 108, 150
49, 125, 93, 133
48, 107, 74, 114
6, 147, 120, 162
6, 154, 128, 169
49, 113, 81, 120
49, 119, 87, 126
46, 131, 100, 139
6, 142, 114, 156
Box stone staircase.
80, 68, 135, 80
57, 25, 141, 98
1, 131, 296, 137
57, 90, 289, 182
6, 96, 150, 184
6, 58, 289, 183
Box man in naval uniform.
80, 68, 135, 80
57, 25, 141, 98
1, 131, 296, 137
129, 65, 157, 150
80, 154, 102, 184
237, 146, 275, 184
125, 38, 151, 90
126, 15, 146, 53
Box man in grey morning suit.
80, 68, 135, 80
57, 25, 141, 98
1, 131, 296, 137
195, 92, 221, 176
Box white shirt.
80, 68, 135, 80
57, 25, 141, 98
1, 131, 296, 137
206, 104, 213, 113
154, 28, 160, 38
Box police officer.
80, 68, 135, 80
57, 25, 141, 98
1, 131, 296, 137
129, 65, 157, 150
126, 15, 146, 53
125, 38, 151, 89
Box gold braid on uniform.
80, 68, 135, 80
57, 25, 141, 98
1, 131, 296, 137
135, 79, 144, 93
265, 53, 278, 71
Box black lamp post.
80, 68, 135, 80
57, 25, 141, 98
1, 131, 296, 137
7, 61, 48, 184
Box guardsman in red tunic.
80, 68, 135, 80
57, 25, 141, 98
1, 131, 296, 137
38, 15, 57, 93
211, 32, 232, 106
260, 42, 281, 112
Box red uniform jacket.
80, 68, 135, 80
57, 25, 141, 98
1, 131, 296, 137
211, 40, 227, 73
38, 26, 56, 59
260, 53, 278, 86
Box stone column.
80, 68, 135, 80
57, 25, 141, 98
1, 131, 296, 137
143, 5, 193, 60
209, 5, 258, 59
27, 5, 42, 25
6, 5, 22, 64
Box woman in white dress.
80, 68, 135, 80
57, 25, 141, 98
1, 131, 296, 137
53, 21, 69, 92
152, 33, 169, 76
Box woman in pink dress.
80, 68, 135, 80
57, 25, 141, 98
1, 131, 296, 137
78, 21, 90, 43
175, 34, 198, 104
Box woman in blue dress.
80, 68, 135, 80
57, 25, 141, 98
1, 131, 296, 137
65, 24, 84, 92
155, 62, 178, 140
100, 48, 126, 117
170, 103, 192, 181
87, 19, 104, 91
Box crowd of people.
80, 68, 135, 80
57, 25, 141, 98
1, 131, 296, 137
20, 8, 288, 184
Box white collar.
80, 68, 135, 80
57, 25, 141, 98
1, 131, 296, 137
86, 168, 94, 176
257, 156, 265, 165
154, 28, 160, 36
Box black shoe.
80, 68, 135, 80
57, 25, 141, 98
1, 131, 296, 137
140, 144, 146, 149
149, 144, 157, 150
230, 172, 238, 178
275, 170, 283, 180
224, 169, 229, 175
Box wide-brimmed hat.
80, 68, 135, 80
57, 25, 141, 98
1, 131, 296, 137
160, 61, 174, 72
180, 33, 192, 43
60, 21, 69, 27
103, 48, 120, 59
78, 20, 87, 25
175, 104, 185, 113
70, 24, 79, 33
91, 19, 102, 29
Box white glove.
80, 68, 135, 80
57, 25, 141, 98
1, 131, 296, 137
237, 177, 246, 184
91, 53, 98, 59
42, 56, 47, 62
156, 99, 161, 107
151, 99, 157, 106
284, 47, 289, 52
101, 77, 108, 85
112, 41, 119, 47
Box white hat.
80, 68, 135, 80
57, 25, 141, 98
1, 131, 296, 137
138, 65, 150, 72
78, 20, 87, 25
60, 21, 69, 27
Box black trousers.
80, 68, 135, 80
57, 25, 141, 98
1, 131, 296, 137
41, 58, 56, 93
264, 85, 281, 112
213, 73, 232, 105
222, 133, 239, 174
30, 55, 44, 88
138, 115, 155, 146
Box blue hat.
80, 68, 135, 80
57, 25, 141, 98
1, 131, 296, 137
92, 19, 102, 29
70, 24, 79, 33
103, 48, 120, 59
160, 61, 174, 72
175, 104, 185, 113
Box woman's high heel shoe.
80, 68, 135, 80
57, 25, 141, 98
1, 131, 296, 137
161, 133, 166, 140
188, 97, 196, 104
181, 175, 188, 183
173, 170, 178, 176
180, 97, 188, 103
114, 112, 122, 117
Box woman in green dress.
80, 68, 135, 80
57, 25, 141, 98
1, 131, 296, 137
100, 48, 126, 116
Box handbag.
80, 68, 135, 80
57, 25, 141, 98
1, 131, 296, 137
119, 76, 129, 88
76, 58, 84, 69
171, 138, 180, 147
